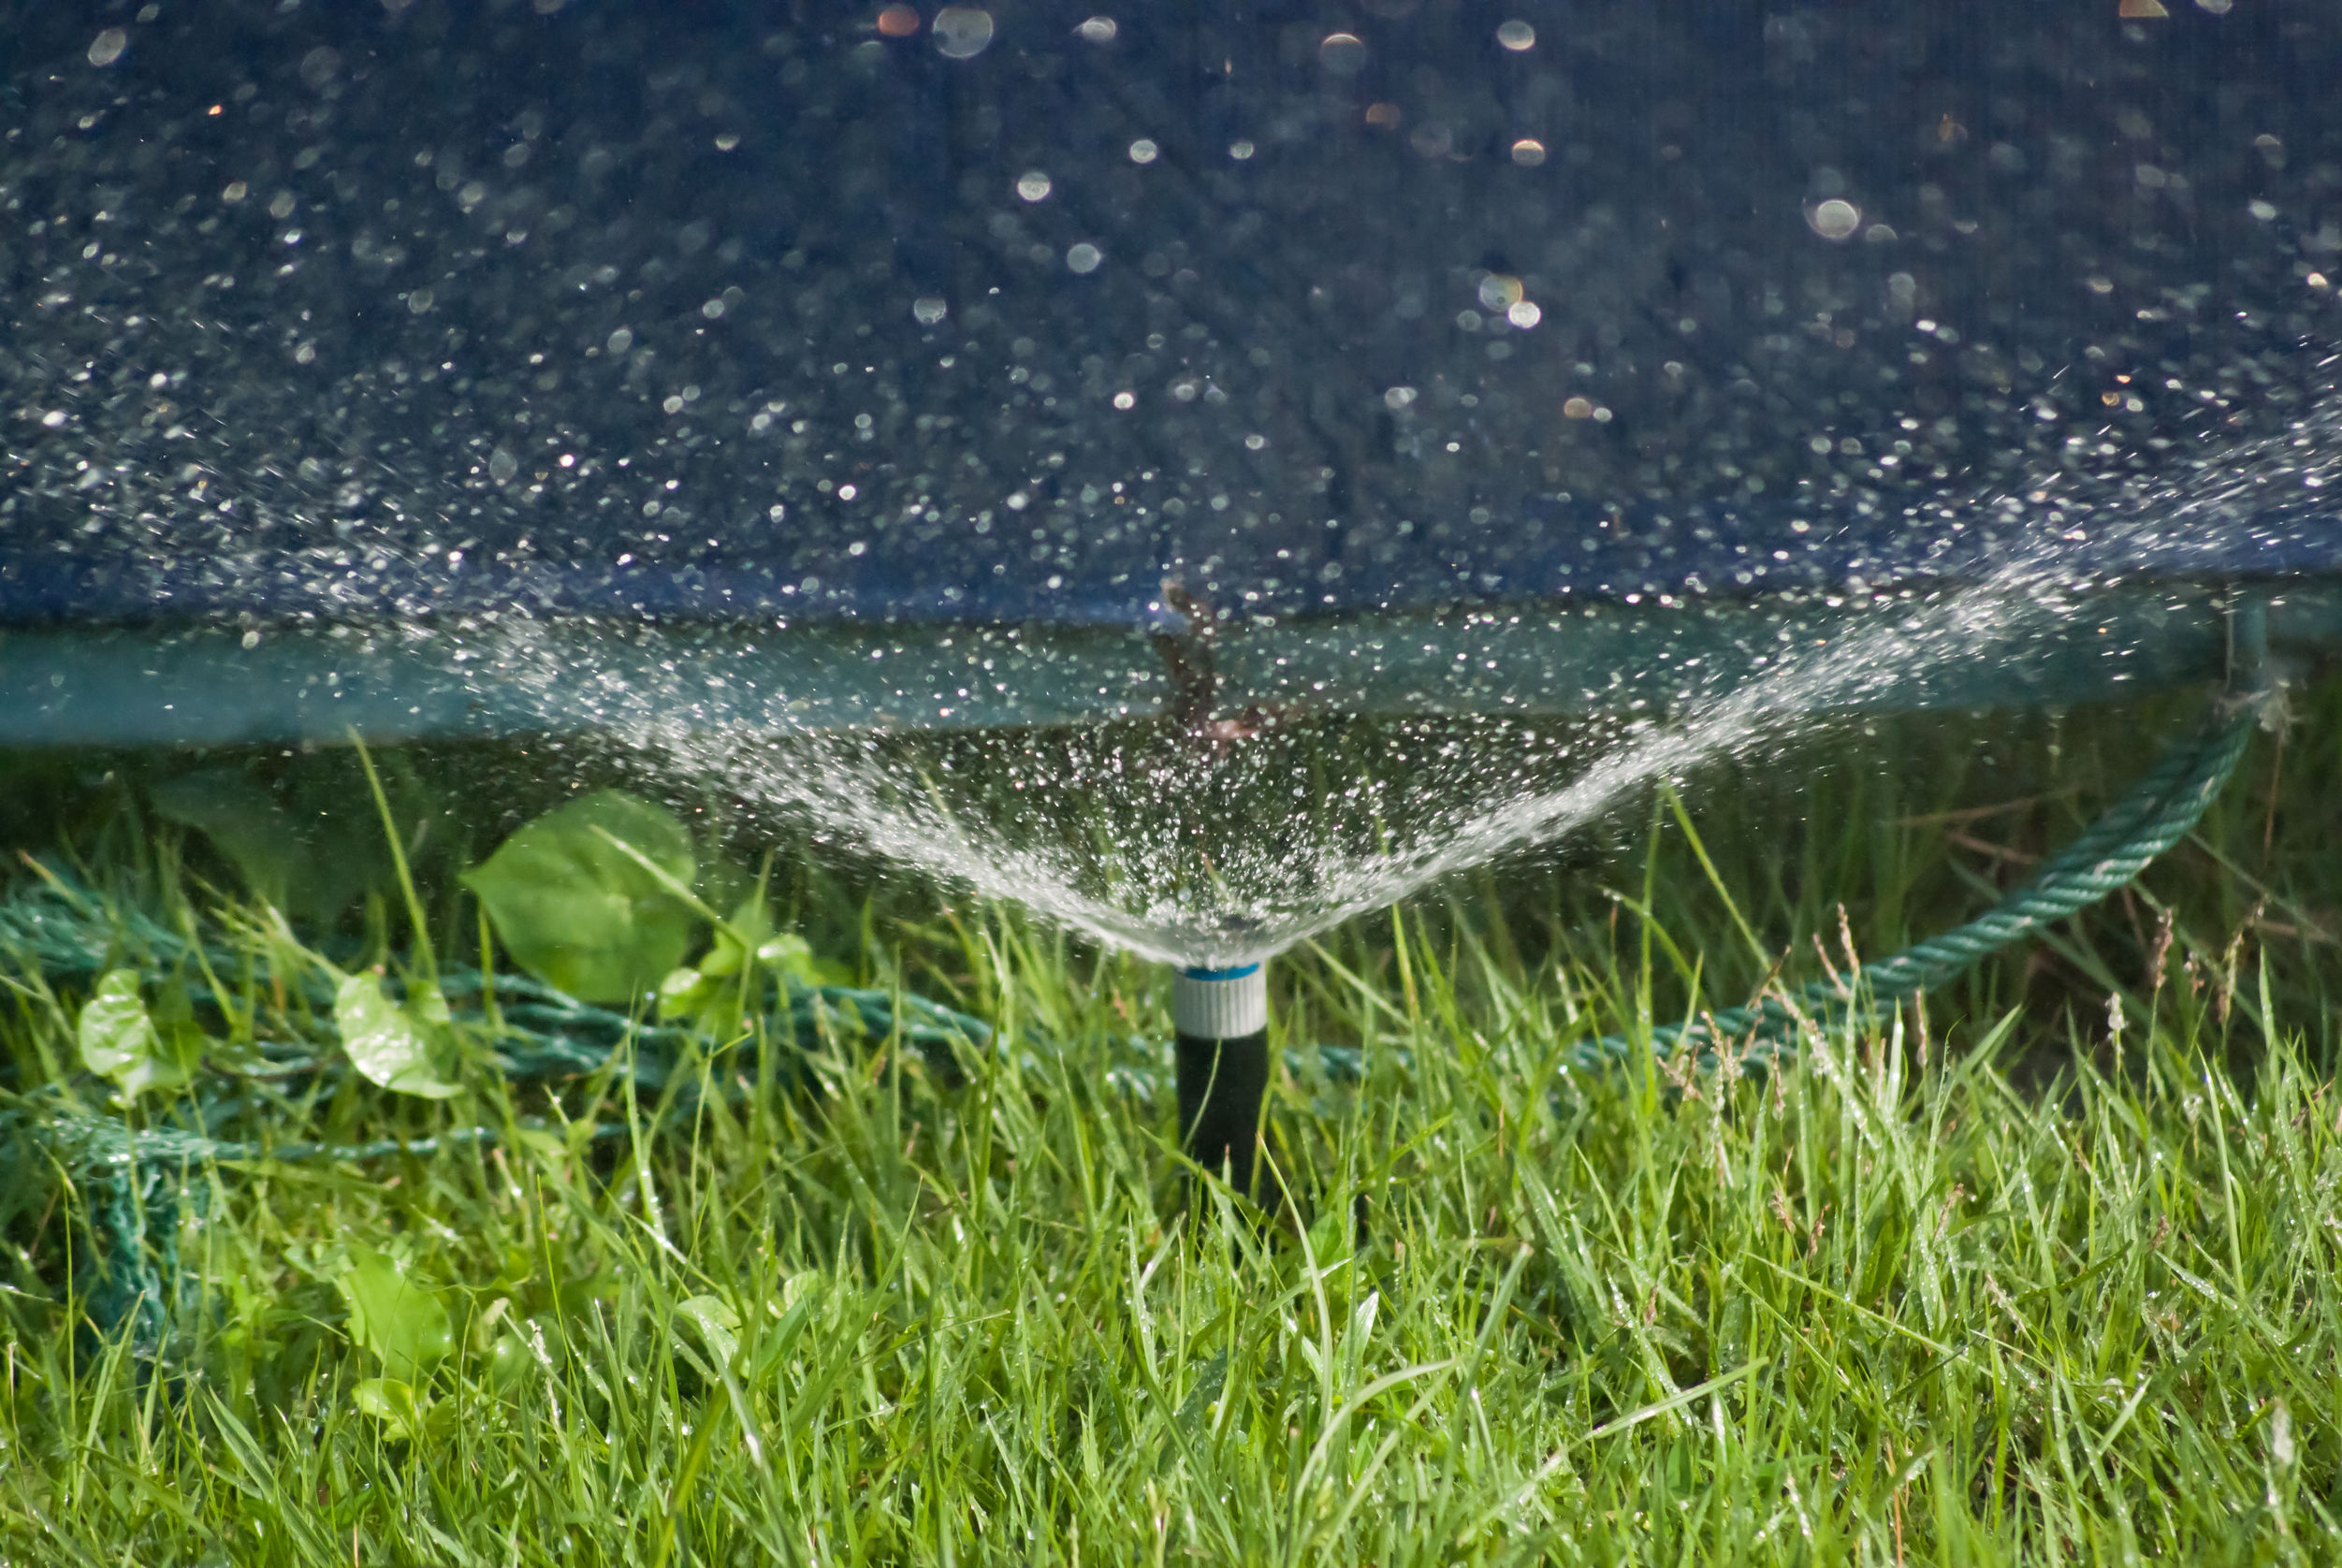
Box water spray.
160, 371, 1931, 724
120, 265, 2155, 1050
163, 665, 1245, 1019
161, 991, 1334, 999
1172, 961, 1270, 1195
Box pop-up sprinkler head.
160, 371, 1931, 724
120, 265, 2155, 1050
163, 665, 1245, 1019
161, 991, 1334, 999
1173, 962, 1270, 1196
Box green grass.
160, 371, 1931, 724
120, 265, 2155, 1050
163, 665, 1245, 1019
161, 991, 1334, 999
3, 678, 2341, 1564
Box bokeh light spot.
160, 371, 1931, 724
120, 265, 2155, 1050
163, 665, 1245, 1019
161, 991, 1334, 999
1810, 198, 1861, 240
1319, 33, 1366, 75
932, 7, 994, 58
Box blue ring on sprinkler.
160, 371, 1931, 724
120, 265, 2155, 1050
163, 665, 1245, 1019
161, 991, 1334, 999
1182, 963, 1262, 982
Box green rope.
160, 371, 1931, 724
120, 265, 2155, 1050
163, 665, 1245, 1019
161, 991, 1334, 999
1567, 679, 2270, 1079
0, 888, 998, 1344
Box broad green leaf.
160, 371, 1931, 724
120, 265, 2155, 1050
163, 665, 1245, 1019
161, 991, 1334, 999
349, 1376, 453, 1442
350, 1377, 424, 1439
676, 1294, 741, 1366
151, 766, 373, 928
486, 1333, 534, 1392
77, 969, 194, 1097
336, 972, 460, 1099
699, 896, 776, 979
657, 965, 713, 1021
753, 931, 820, 986
462, 790, 698, 1003
335, 1248, 453, 1382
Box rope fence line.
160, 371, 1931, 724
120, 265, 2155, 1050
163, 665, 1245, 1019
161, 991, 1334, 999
1567, 693, 2264, 1079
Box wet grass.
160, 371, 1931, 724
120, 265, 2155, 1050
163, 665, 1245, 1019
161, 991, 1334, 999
2, 673, 2340, 1563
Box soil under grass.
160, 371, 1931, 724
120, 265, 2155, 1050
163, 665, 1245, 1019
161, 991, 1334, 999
2, 675, 2339, 1564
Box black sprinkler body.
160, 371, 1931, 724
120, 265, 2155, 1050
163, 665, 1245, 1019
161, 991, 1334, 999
1172, 963, 1270, 1197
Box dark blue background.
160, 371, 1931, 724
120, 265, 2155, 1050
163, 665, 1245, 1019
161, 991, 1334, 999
3, 0, 2337, 630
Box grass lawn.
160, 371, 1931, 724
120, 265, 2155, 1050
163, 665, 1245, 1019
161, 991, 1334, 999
1, 676, 2338, 1564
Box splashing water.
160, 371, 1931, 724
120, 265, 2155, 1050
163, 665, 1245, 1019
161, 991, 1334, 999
626, 395, 2339, 968
166, 387, 2314, 971
600, 554, 2098, 968
400, 388, 2342, 971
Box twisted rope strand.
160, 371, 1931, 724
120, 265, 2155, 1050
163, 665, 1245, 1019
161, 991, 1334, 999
1570, 685, 2263, 1076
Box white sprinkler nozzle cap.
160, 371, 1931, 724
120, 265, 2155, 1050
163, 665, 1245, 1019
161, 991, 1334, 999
1173, 963, 1267, 1040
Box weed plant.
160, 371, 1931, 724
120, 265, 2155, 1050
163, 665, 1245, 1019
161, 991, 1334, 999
1, 675, 2339, 1563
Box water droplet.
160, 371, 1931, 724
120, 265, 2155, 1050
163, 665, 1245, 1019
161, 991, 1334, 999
488, 447, 518, 485
1066, 242, 1103, 274
1318, 33, 1366, 75
1229, 139, 1256, 160
1507, 300, 1542, 329
1478, 274, 1524, 312
1510, 138, 1547, 167
1384, 386, 1418, 410
1127, 138, 1158, 165
1015, 170, 1053, 202
912, 297, 949, 326
933, 7, 995, 59
1810, 198, 1861, 240
222, 181, 249, 204
1075, 15, 1117, 42
1113, 391, 1136, 410
87, 28, 128, 67
876, 4, 921, 37
1495, 19, 1535, 51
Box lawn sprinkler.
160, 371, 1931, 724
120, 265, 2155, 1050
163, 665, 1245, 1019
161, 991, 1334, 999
1172, 961, 1270, 1197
